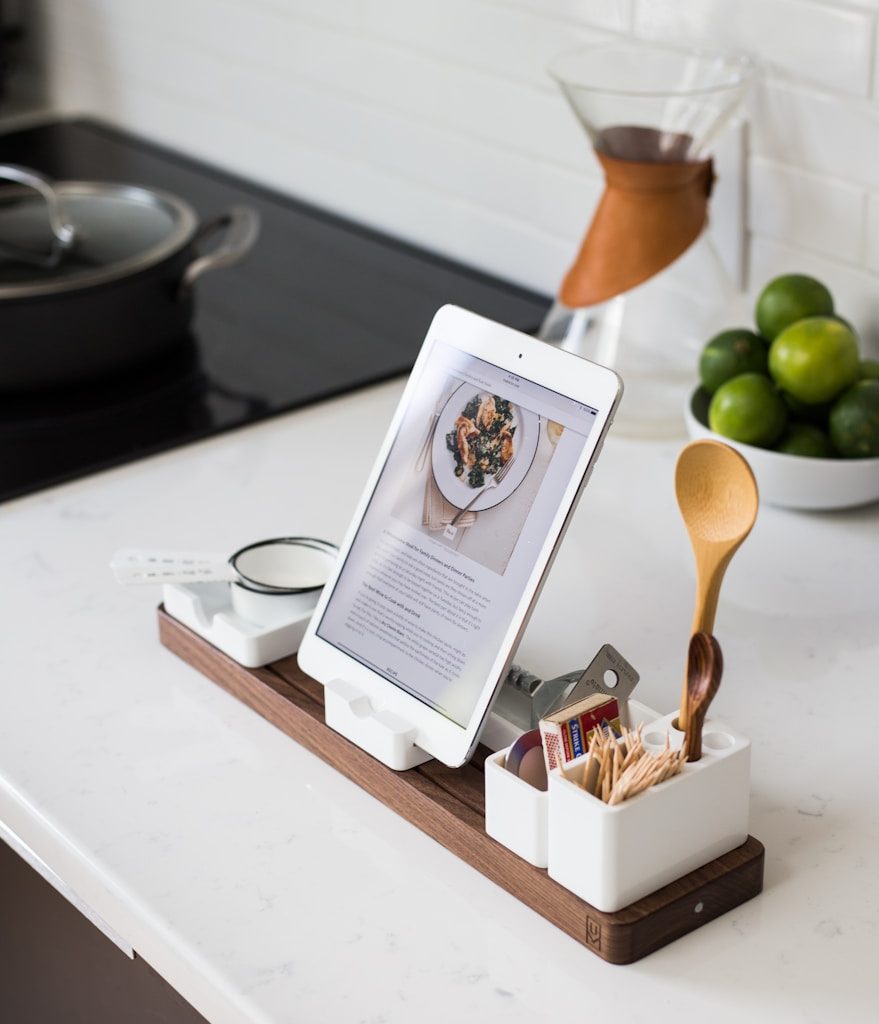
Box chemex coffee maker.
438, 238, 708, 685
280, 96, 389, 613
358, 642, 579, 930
539, 42, 754, 437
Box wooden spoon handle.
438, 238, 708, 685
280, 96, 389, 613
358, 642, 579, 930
679, 552, 733, 731
684, 707, 707, 761
683, 633, 723, 762
690, 551, 735, 635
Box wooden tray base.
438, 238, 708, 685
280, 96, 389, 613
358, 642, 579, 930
158, 608, 764, 964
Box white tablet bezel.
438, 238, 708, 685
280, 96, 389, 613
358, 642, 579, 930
298, 304, 622, 767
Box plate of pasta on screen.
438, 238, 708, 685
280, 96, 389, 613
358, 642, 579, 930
431, 384, 540, 512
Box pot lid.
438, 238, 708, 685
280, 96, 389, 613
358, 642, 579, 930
0, 181, 198, 298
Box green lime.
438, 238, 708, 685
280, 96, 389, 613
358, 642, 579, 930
699, 329, 768, 394
831, 314, 857, 336
775, 422, 835, 458
859, 358, 879, 380
829, 380, 879, 458
755, 274, 834, 340
709, 372, 788, 447
768, 316, 859, 404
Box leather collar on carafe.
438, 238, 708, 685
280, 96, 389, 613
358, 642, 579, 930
560, 151, 715, 309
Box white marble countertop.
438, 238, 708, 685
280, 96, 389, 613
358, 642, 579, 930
1, 378, 877, 1024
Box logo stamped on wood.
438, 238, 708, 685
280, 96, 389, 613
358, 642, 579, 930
586, 915, 602, 950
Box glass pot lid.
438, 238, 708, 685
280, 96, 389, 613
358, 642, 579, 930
0, 180, 198, 298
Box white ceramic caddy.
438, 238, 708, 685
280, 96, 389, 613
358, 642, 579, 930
162, 582, 317, 668
322, 677, 526, 771
138, 537, 338, 668
484, 700, 750, 913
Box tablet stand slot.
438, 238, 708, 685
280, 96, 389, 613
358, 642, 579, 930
323, 679, 433, 770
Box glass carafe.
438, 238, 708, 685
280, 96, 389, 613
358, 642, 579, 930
539, 43, 755, 438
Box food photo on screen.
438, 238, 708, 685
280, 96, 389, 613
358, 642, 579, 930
392, 375, 567, 575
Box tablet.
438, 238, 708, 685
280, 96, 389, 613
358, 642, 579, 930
298, 305, 622, 767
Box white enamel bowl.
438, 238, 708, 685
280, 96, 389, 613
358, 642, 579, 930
229, 537, 338, 627
685, 388, 879, 511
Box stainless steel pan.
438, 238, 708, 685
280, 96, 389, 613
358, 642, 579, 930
0, 163, 260, 390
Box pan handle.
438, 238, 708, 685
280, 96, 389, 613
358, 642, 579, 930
180, 205, 260, 292
0, 163, 77, 262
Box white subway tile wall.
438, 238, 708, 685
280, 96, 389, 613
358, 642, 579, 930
748, 158, 865, 264
36, 0, 879, 349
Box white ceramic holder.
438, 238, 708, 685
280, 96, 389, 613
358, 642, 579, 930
485, 704, 750, 912
322, 679, 526, 772
162, 582, 315, 668
323, 679, 433, 770
485, 748, 551, 868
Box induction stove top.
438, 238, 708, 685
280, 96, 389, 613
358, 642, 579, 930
0, 118, 548, 502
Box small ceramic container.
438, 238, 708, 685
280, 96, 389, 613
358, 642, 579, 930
547, 711, 750, 912
228, 537, 338, 627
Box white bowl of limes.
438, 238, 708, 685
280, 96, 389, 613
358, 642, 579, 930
685, 388, 879, 510
685, 274, 879, 511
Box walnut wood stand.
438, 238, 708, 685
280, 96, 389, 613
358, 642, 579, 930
158, 608, 764, 964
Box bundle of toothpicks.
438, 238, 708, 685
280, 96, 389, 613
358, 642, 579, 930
574, 724, 687, 806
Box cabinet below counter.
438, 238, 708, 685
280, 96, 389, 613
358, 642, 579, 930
0, 834, 207, 1024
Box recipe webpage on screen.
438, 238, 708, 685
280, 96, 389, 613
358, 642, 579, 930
317, 342, 598, 727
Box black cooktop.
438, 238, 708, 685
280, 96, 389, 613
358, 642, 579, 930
0, 119, 548, 502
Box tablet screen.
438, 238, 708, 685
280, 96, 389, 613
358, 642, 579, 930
316, 342, 598, 727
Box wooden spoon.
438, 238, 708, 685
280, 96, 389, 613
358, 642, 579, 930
683, 632, 723, 762
675, 440, 758, 731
